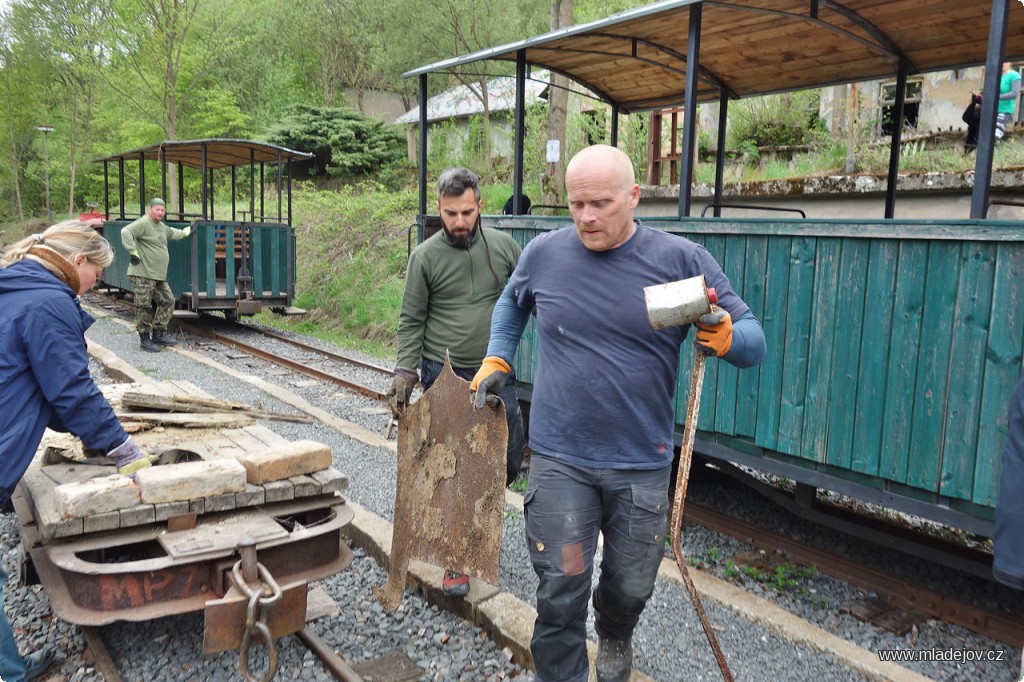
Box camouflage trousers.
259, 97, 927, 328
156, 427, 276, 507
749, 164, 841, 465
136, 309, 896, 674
129, 276, 175, 333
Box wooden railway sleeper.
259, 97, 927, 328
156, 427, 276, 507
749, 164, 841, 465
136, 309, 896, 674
233, 539, 284, 682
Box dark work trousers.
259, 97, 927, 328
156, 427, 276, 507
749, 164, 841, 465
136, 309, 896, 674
419, 357, 526, 486
994, 372, 1024, 589
524, 453, 670, 682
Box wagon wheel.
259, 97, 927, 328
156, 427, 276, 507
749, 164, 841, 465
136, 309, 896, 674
224, 309, 240, 323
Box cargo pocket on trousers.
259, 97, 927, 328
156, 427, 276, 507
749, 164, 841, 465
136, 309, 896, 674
523, 486, 550, 570
628, 486, 667, 545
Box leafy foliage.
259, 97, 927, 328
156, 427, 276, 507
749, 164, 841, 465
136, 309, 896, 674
275, 182, 417, 354
267, 104, 404, 179
728, 91, 824, 149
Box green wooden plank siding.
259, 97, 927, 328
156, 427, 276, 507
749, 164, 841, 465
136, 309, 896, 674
851, 241, 899, 477
270, 228, 283, 295
251, 228, 264, 295
755, 238, 792, 451
974, 245, 1024, 506
802, 238, 841, 463
824, 238, 870, 470
880, 242, 928, 483
484, 215, 1024, 520
203, 224, 217, 296
940, 243, 997, 499
223, 224, 236, 298
713, 234, 744, 436
696, 234, 722, 431
737, 235, 768, 439
906, 242, 959, 491
777, 236, 815, 454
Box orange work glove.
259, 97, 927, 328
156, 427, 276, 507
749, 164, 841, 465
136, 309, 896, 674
471, 356, 512, 409
694, 306, 733, 357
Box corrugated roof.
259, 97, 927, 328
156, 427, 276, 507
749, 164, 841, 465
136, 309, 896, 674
395, 74, 549, 125
92, 139, 313, 168
403, 0, 1024, 113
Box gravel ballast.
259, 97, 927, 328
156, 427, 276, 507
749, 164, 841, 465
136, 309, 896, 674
4, 306, 1016, 681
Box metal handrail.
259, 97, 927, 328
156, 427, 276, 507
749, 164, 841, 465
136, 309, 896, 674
700, 203, 807, 218
986, 199, 1024, 218
526, 204, 569, 215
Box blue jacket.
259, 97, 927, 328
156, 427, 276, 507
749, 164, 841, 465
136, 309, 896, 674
0, 260, 128, 504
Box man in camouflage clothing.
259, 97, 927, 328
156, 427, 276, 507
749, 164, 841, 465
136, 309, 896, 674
120, 198, 192, 352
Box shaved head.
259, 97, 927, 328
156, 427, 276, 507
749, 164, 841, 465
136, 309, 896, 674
565, 145, 640, 251
566, 144, 636, 192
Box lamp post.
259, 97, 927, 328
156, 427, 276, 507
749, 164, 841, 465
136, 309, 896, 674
36, 125, 54, 220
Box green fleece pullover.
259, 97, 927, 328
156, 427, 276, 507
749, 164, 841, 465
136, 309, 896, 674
396, 226, 521, 371
120, 215, 188, 281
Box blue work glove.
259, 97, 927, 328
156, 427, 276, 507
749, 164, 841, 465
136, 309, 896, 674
471, 357, 511, 409
106, 437, 154, 476
694, 306, 733, 357
129, 251, 141, 266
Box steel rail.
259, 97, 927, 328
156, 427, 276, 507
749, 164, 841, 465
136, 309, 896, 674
684, 502, 1024, 647
184, 325, 387, 402
238, 325, 393, 377
83, 292, 390, 403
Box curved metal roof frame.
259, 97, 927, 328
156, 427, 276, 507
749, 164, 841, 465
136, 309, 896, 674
93, 139, 313, 168
403, 0, 1024, 113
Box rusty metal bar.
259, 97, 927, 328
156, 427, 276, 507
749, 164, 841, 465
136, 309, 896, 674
297, 627, 364, 682
670, 354, 733, 681
81, 626, 123, 682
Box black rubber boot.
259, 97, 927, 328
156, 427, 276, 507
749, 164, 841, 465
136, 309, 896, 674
152, 328, 178, 347
139, 331, 162, 353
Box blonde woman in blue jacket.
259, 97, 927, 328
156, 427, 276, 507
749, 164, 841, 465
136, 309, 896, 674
0, 220, 151, 681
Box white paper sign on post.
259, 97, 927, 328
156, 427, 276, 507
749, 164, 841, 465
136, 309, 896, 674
546, 139, 560, 164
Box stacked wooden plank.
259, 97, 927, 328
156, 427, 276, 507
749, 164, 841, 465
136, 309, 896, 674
20, 381, 346, 541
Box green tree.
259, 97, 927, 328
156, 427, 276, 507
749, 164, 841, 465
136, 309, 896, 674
266, 104, 404, 179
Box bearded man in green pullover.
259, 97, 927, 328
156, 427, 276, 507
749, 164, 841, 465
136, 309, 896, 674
389, 167, 525, 598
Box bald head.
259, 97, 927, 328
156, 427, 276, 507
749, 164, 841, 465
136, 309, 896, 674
566, 144, 636, 191
565, 145, 640, 251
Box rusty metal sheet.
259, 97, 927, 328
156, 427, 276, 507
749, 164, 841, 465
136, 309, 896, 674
202, 580, 307, 654
375, 357, 507, 611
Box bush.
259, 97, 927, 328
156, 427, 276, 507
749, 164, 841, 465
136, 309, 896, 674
729, 91, 822, 149
266, 105, 405, 181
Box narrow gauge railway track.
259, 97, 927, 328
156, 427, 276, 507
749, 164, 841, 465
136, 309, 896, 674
185, 323, 390, 402
81, 623, 369, 682
84, 291, 391, 402
683, 492, 1024, 648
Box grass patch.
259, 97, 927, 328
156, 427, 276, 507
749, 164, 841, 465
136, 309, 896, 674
259, 181, 417, 361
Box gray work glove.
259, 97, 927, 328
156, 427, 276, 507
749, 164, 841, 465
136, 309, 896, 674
129, 251, 141, 266
387, 368, 418, 417
471, 357, 511, 410
106, 436, 154, 476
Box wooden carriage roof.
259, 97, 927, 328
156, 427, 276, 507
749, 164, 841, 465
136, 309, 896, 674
404, 0, 1024, 112
92, 139, 313, 168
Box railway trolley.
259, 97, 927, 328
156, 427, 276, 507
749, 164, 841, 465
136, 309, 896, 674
404, 0, 1024, 576
92, 139, 312, 321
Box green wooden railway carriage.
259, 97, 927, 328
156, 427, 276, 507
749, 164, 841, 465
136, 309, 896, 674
406, 0, 1024, 574
93, 139, 312, 321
